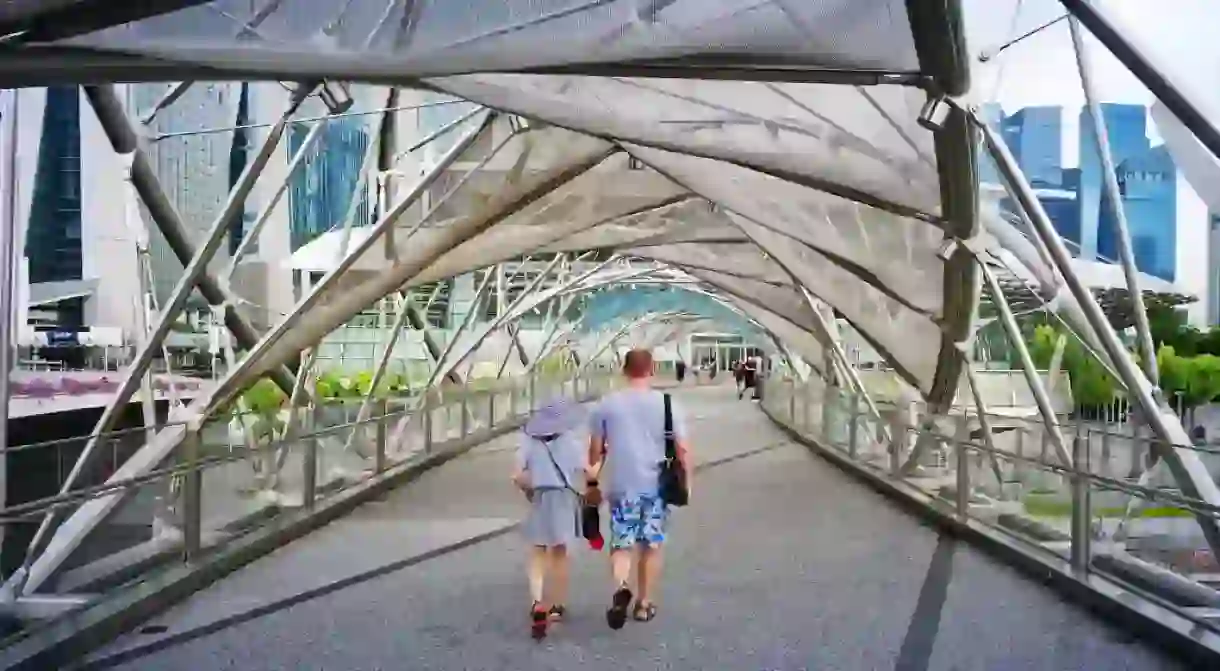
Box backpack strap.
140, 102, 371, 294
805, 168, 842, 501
663, 393, 676, 462
537, 435, 579, 494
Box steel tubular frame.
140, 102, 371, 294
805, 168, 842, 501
973, 111, 1220, 561
4, 83, 316, 598
202, 111, 501, 414
1066, 16, 1158, 385
83, 85, 292, 387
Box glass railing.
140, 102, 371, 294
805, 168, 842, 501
762, 376, 1220, 637
0, 366, 619, 609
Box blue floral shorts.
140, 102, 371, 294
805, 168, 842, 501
608, 494, 669, 550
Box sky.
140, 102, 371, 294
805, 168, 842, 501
961, 0, 1218, 165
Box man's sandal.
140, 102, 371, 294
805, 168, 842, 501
548, 605, 566, 621
606, 585, 633, 630
632, 601, 658, 622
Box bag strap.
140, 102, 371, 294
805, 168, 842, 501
663, 393, 676, 461
538, 435, 579, 494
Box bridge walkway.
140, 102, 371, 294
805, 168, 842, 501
82, 387, 1182, 670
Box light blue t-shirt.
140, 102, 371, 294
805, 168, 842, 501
589, 389, 687, 497
517, 431, 586, 490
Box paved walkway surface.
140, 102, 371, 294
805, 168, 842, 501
83, 387, 1185, 670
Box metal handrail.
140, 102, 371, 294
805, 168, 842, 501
0, 372, 611, 526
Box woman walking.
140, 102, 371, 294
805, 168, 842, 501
512, 399, 589, 640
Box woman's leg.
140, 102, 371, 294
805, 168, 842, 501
527, 545, 548, 606
546, 545, 569, 607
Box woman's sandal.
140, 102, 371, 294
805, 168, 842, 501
606, 585, 634, 630
530, 601, 549, 640
632, 601, 658, 622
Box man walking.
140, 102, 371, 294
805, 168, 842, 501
587, 349, 692, 629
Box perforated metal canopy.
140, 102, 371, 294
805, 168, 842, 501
2, 0, 993, 592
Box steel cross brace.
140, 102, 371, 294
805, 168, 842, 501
84, 84, 298, 391
976, 110, 1220, 559
5, 82, 316, 598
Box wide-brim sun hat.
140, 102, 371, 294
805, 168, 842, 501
524, 398, 586, 438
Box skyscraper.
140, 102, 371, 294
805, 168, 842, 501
286, 116, 371, 251
1210, 213, 1220, 324
25, 89, 82, 283
1077, 103, 1148, 260
978, 102, 1004, 186
228, 82, 255, 257
24, 86, 84, 325
1100, 145, 1178, 281
127, 82, 243, 305
1001, 106, 1062, 188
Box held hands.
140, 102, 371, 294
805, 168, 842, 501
583, 463, 603, 506
512, 472, 534, 502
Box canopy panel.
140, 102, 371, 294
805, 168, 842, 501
14, 1, 920, 81
282, 118, 958, 398
434, 76, 941, 216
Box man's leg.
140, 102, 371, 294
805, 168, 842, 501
634, 496, 669, 618
610, 546, 633, 590
637, 544, 663, 605
606, 497, 642, 630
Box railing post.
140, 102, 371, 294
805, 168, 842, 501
181, 422, 203, 562
1014, 425, 1027, 481
955, 414, 970, 520
509, 379, 518, 417
821, 382, 836, 444
303, 401, 320, 509
1100, 427, 1112, 477
423, 390, 434, 454
803, 382, 814, 434
460, 387, 470, 437
847, 392, 861, 459
375, 399, 387, 474
790, 380, 800, 424
889, 405, 906, 476
1070, 431, 1092, 574
488, 389, 497, 428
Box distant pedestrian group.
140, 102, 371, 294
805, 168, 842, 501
734, 356, 761, 400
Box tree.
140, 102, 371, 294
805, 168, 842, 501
1185, 355, 1220, 409
1027, 324, 1059, 370
1061, 335, 1117, 410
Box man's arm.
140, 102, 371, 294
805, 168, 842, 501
586, 404, 606, 480
670, 400, 694, 491
588, 435, 605, 478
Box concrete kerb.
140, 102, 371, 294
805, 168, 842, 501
760, 403, 1220, 667
0, 386, 608, 671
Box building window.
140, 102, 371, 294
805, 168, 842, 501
288, 117, 371, 251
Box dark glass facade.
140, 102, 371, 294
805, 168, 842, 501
228, 83, 253, 256
26, 87, 83, 285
